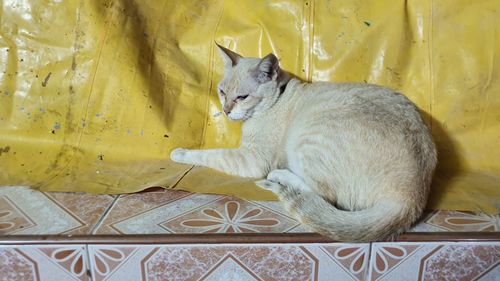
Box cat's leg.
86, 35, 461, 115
256, 170, 331, 229
170, 148, 268, 178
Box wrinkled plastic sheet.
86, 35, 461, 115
0, 0, 499, 213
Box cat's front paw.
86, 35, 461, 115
266, 169, 310, 193
255, 179, 283, 194
170, 148, 189, 163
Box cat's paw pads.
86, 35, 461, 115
170, 148, 188, 163
255, 179, 283, 194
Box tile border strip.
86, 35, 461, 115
0, 232, 499, 245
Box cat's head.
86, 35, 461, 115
215, 43, 289, 121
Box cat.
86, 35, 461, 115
170, 43, 437, 242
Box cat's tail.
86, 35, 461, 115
256, 171, 418, 242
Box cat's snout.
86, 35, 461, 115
223, 108, 231, 115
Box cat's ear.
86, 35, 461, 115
215, 42, 242, 67
255, 53, 279, 83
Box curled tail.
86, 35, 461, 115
286, 192, 410, 242
256, 170, 417, 242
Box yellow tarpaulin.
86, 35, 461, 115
0, 0, 499, 213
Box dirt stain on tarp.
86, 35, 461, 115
44, 1, 84, 179
42, 72, 52, 87
0, 146, 10, 156
45, 145, 84, 172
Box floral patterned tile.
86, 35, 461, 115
1, 187, 499, 280
2, 242, 499, 280
1, 186, 499, 235
408, 210, 500, 232
94, 189, 303, 234
422, 210, 500, 232
95, 187, 499, 235
160, 196, 300, 233
0, 244, 90, 281
367, 242, 500, 281
87, 243, 371, 281
0, 186, 116, 235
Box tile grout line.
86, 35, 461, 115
90, 195, 121, 235
84, 244, 95, 281
367, 242, 374, 280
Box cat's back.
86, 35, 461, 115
290, 81, 422, 127
295, 81, 404, 107
284, 80, 432, 163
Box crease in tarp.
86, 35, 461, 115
0, 0, 499, 213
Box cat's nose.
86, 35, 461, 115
224, 108, 231, 115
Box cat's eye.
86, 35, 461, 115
237, 95, 249, 100
218, 88, 226, 96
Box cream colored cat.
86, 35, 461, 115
170, 44, 437, 242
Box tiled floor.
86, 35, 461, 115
0, 187, 116, 235
1, 186, 499, 235
1, 186, 499, 281
1, 242, 499, 281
